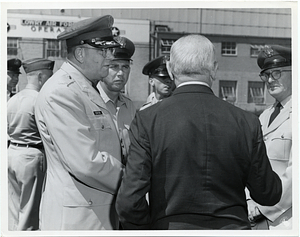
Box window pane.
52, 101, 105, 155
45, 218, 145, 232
7, 38, 18, 56
46, 39, 64, 58
248, 81, 265, 104
219, 80, 237, 103
250, 44, 265, 57
222, 42, 237, 55
160, 39, 176, 53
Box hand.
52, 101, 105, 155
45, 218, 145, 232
247, 199, 262, 222
119, 127, 131, 165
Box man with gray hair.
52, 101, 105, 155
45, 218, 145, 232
116, 34, 282, 230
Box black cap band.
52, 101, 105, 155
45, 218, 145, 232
66, 29, 119, 48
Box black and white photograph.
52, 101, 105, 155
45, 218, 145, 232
1, 0, 298, 236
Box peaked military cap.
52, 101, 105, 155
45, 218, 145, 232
7, 58, 22, 74
23, 58, 55, 73
142, 55, 169, 77
57, 15, 120, 49
112, 36, 135, 60
257, 45, 291, 72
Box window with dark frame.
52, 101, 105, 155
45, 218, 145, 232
250, 44, 265, 57
160, 39, 176, 54
7, 37, 18, 56
219, 80, 237, 104
221, 42, 237, 56
46, 39, 67, 58
248, 81, 265, 104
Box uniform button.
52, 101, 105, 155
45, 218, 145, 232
281, 135, 284, 138
88, 201, 93, 205
264, 137, 267, 141
101, 125, 105, 129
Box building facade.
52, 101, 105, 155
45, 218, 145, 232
7, 8, 292, 112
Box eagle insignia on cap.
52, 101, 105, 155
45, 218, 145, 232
115, 36, 126, 48
262, 45, 274, 58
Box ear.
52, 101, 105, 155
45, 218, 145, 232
37, 72, 43, 85
166, 61, 175, 81
149, 78, 155, 87
210, 61, 218, 81
74, 47, 84, 63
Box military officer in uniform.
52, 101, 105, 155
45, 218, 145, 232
7, 58, 54, 230
7, 58, 22, 101
35, 15, 124, 230
140, 56, 174, 110
97, 36, 136, 164
247, 45, 292, 230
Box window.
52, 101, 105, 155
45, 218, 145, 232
7, 38, 18, 56
219, 80, 237, 104
160, 39, 176, 54
250, 44, 265, 57
248, 81, 265, 104
221, 42, 237, 56
46, 39, 67, 58
155, 25, 170, 32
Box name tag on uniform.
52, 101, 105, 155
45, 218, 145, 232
93, 111, 103, 115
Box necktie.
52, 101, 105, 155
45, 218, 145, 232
92, 83, 100, 94
268, 102, 282, 126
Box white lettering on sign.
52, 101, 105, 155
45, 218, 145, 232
30, 26, 63, 33
21, 19, 74, 27
21, 19, 73, 34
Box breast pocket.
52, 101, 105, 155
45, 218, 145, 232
88, 114, 112, 131
269, 132, 292, 161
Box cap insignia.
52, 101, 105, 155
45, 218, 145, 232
115, 36, 126, 48
263, 45, 274, 58
112, 27, 120, 37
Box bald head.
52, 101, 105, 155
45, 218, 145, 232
167, 34, 218, 86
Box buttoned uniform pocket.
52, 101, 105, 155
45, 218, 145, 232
88, 114, 111, 131
268, 131, 292, 161
63, 184, 114, 207
61, 184, 117, 230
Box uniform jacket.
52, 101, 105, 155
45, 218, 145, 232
257, 98, 292, 226
7, 85, 41, 145
116, 84, 282, 230
97, 84, 136, 161
139, 92, 160, 111
35, 62, 124, 230
7, 85, 45, 230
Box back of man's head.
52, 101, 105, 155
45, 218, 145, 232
169, 34, 216, 80
23, 58, 54, 90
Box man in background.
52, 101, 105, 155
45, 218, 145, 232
7, 58, 22, 101
116, 34, 282, 230
35, 15, 124, 230
247, 45, 292, 230
7, 58, 54, 230
140, 55, 174, 110
97, 36, 136, 163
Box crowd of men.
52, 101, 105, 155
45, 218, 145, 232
6, 15, 293, 231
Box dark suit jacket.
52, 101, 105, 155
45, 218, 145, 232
116, 84, 282, 230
